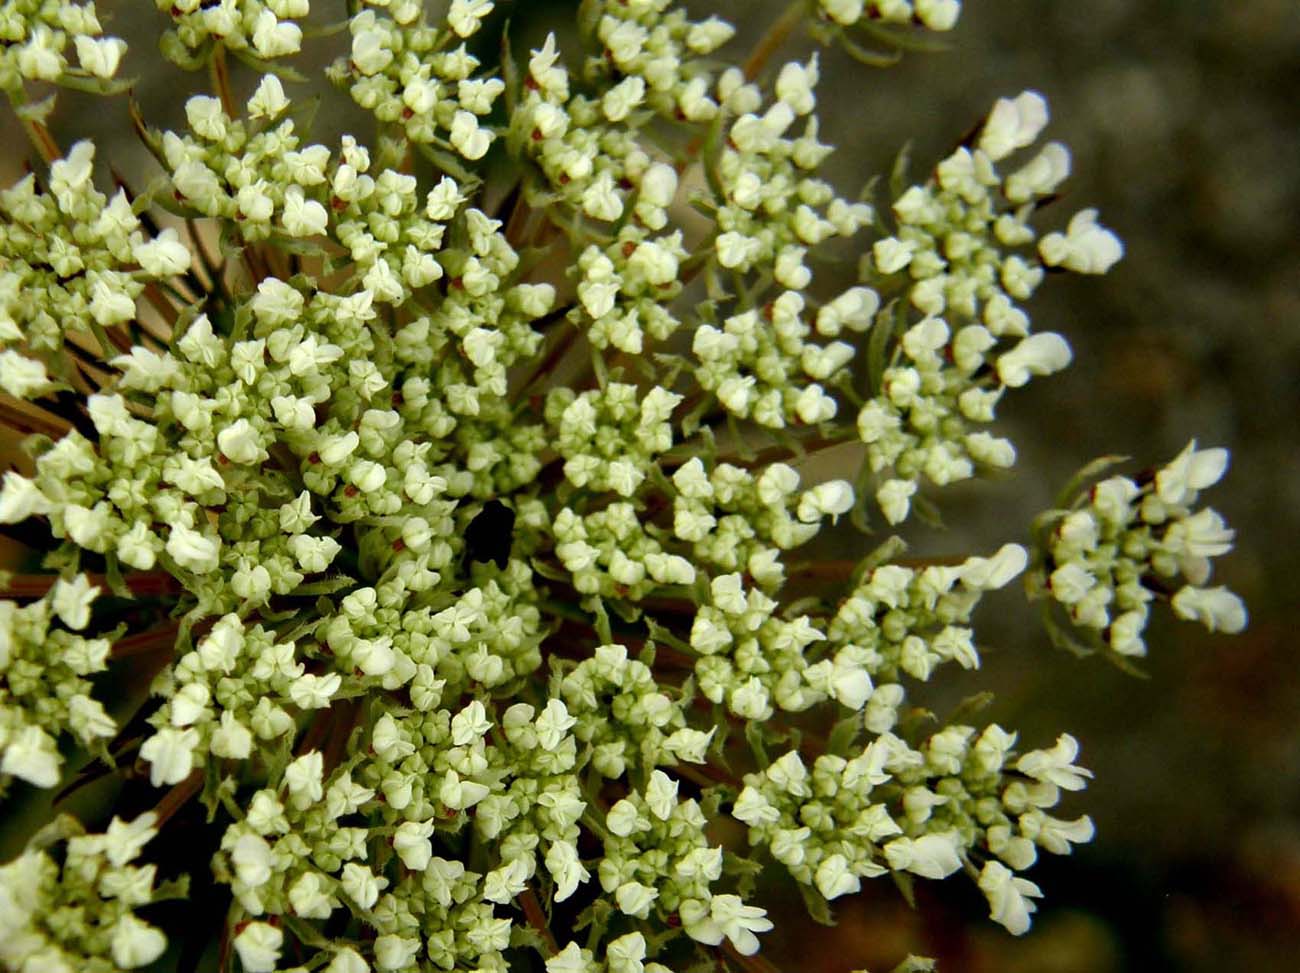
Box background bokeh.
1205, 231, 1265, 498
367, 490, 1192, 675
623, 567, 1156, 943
2, 1, 1298, 971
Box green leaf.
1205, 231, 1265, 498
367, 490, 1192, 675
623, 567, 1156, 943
1054, 453, 1130, 510
856, 20, 954, 54
797, 880, 837, 927
889, 140, 914, 201
152, 875, 191, 903
57, 72, 136, 96
892, 870, 917, 909
744, 720, 769, 767
415, 141, 478, 185
911, 492, 945, 530
500, 19, 520, 117
865, 298, 901, 395
827, 713, 861, 757
947, 692, 995, 726
840, 34, 904, 69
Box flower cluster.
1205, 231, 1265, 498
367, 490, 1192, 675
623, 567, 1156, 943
0, 813, 176, 971
0, 0, 126, 95
1032, 441, 1246, 658
0, 140, 187, 400
818, 0, 962, 32
329, 2, 504, 160
0, 574, 112, 787
856, 91, 1123, 524
733, 725, 1093, 935
157, 0, 307, 68
0, 0, 1246, 969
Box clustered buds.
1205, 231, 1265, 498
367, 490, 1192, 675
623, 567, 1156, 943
1032, 441, 1246, 658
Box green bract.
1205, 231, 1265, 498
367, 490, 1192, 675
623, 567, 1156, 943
0, 1, 1244, 972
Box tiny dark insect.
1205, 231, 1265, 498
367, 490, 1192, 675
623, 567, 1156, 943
463, 499, 516, 569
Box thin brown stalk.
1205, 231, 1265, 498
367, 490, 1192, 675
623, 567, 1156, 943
0, 396, 70, 438
520, 886, 559, 956
0, 571, 180, 599
112, 621, 182, 660
151, 768, 203, 828
742, 0, 807, 81
209, 43, 237, 118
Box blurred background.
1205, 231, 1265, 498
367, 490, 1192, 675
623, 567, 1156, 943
3, 1, 1298, 971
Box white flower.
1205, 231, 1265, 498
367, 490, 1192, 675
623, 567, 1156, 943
51, 574, 99, 630
282, 186, 328, 237
169, 682, 211, 726
883, 832, 963, 879
796, 480, 855, 523
0, 350, 53, 398
17, 27, 62, 80
290, 534, 342, 573
185, 95, 228, 142
65, 502, 113, 552
450, 110, 493, 160
75, 35, 127, 79
1155, 440, 1229, 506
252, 10, 302, 58
217, 418, 265, 465
373, 936, 420, 973
110, 914, 168, 969
997, 332, 1073, 387
0, 472, 50, 523
716, 231, 760, 269
603, 75, 646, 121
815, 853, 862, 900
1005, 142, 1071, 203
916, 0, 962, 31
1016, 734, 1093, 791
425, 176, 466, 220
877, 478, 917, 526
615, 881, 658, 918
211, 711, 253, 759
449, 0, 494, 37
873, 236, 915, 274
140, 727, 199, 786
326, 948, 370, 973
544, 840, 589, 902
820, 0, 865, 25
1049, 562, 1095, 605
978, 861, 1042, 935
440, 769, 490, 810
68, 695, 116, 742
289, 672, 342, 710
731, 786, 779, 827
248, 75, 289, 119
340, 862, 384, 910
166, 523, 220, 573
710, 894, 773, 955
1171, 585, 1247, 634
776, 56, 819, 115
0, 724, 61, 788
289, 872, 336, 919
233, 921, 283, 973
1038, 208, 1124, 274
546, 942, 594, 973
979, 91, 1049, 161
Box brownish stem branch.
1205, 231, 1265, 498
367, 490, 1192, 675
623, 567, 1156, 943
742, 1, 807, 81
209, 43, 237, 118
152, 768, 203, 828
1, 572, 183, 600
520, 886, 559, 956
